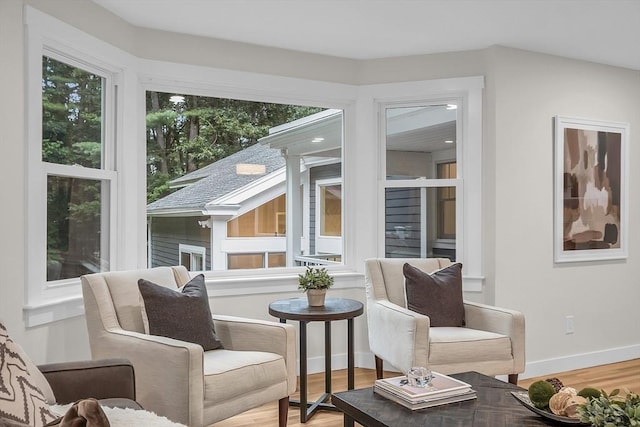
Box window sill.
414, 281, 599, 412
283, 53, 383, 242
23, 295, 85, 327
24, 270, 480, 326
23, 270, 366, 326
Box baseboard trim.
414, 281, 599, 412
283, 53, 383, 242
521, 344, 640, 379
301, 346, 640, 380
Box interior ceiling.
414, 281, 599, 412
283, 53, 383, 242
91, 0, 640, 71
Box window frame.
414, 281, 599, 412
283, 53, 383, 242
178, 244, 206, 271
368, 78, 484, 292
24, 7, 136, 326
24, 8, 483, 327
27, 47, 120, 294
138, 65, 357, 281
314, 178, 342, 254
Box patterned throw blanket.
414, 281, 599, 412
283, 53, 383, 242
49, 403, 185, 427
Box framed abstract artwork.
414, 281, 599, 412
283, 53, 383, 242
554, 116, 629, 263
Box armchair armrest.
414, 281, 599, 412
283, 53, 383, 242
464, 301, 526, 372
366, 300, 430, 374
38, 358, 135, 404
90, 329, 205, 427
212, 315, 297, 394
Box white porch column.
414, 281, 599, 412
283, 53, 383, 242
284, 150, 302, 267
211, 217, 228, 270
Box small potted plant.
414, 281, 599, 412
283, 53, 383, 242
298, 266, 334, 306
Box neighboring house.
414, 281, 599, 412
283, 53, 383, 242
147, 109, 343, 271
147, 105, 458, 271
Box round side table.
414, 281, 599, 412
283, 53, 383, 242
269, 297, 364, 423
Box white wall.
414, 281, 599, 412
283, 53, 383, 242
2, 0, 638, 378
487, 46, 640, 377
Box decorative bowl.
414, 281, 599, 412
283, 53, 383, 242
511, 391, 589, 425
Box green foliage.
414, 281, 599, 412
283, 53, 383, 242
578, 387, 602, 399
297, 267, 334, 292
41, 56, 111, 278
528, 380, 556, 409
146, 172, 175, 203
578, 389, 640, 427
145, 91, 323, 204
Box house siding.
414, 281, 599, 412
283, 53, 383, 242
150, 217, 212, 270
385, 188, 421, 257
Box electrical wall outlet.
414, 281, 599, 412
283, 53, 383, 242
565, 315, 575, 334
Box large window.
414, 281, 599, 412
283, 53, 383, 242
41, 55, 115, 281
26, 7, 483, 327
383, 104, 459, 261
145, 93, 344, 270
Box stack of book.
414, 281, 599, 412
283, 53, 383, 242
373, 371, 477, 410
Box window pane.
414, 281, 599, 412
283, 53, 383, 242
227, 194, 286, 237
385, 187, 456, 261
180, 252, 191, 270
146, 91, 344, 270
47, 176, 108, 280
228, 253, 264, 269
437, 162, 457, 239
320, 184, 341, 237
42, 56, 103, 168
385, 188, 422, 257
268, 253, 286, 268
386, 105, 457, 179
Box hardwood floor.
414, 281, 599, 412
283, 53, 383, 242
211, 359, 640, 427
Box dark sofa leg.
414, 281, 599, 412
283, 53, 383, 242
278, 396, 289, 427
508, 374, 518, 385
375, 355, 384, 379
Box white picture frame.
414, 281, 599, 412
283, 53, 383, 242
554, 116, 629, 263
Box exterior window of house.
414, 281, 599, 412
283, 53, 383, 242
384, 104, 459, 261
319, 183, 342, 237
227, 194, 286, 237
146, 92, 343, 271
437, 162, 456, 239
268, 252, 286, 267
41, 55, 115, 281
227, 253, 264, 269
179, 244, 205, 271
227, 252, 286, 269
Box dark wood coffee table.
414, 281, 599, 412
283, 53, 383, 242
332, 371, 558, 426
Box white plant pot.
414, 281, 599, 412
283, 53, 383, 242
306, 289, 327, 307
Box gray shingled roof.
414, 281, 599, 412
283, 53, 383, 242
147, 143, 285, 214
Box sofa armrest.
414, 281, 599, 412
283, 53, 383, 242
212, 315, 297, 394
366, 300, 430, 374
464, 301, 526, 372
38, 358, 135, 404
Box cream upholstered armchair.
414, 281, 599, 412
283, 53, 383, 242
364, 258, 525, 384
81, 266, 296, 427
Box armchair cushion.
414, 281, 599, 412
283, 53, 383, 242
203, 350, 287, 406
428, 327, 512, 364
0, 323, 57, 427
403, 262, 465, 327
138, 274, 223, 351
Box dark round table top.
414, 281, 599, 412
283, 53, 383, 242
269, 297, 364, 322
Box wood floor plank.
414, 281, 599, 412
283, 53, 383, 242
211, 360, 640, 427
